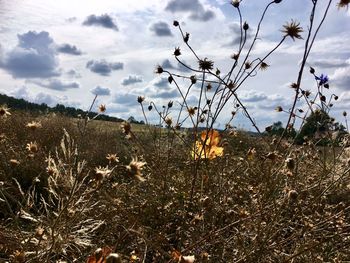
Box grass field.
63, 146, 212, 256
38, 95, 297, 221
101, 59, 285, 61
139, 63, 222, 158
0, 110, 349, 262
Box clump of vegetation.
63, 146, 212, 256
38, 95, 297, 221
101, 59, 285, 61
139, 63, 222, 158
1, 1, 350, 262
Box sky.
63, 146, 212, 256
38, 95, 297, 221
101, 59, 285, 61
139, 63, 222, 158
0, 0, 349, 130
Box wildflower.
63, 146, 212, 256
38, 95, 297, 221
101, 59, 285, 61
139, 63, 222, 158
26, 121, 42, 130
137, 96, 145, 104
98, 104, 106, 113
337, 0, 350, 8
26, 142, 38, 153
198, 58, 214, 71
126, 157, 146, 182
315, 74, 329, 85
260, 62, 269, 70
188, 107, 196, 116
174, 47, 181, 56
95, 166, 112, 181
282, 20, 303, 40
192, 130, 224, 160
106, 154, 119, 163
0, 105, 11, 117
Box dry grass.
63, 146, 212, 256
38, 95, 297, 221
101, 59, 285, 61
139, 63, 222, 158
0, 111, 349, 262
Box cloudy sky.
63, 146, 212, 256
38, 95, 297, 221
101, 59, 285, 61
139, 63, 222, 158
0, 0, 349, 130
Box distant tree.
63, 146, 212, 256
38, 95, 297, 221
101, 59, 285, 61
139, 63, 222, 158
295, 110, 346, 145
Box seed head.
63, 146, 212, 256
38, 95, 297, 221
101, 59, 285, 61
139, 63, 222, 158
26, 142, 38, 153
243, 21, 249, 31
274, 0, 282, 3
310, 67, 315, 74
173, 20, 179, 27
26, 121, 42, 130
168, 76, 173, 84
121, 121, 131, 135
0, 105, 11, 118
231, 0, 240, 8
231, 53, 239, 60
98, 104, 106, 113
190, 75, 197, 84
343, 111, 347, 117
282, 20, 303, 41
337, 0, 350, 9
288, 189, 298, 200
285, 157, 295, 170
126, 157, 146, 182
198, 58, 214, 71
260, 62, 269, 70
165, 116, 172, 126
95, 166, 112, 181
155, 65, 163, 74
188, 107, 196, 116
275, 106, 283, 112
137, 96, 145, 104
184, 32, 190, 43
174, 47, 181, 56
106, 154, 119, 163
106, 253, 122, 263
148, 105, 153, 111
244, 61, 252, 70
168, 101, 173, 108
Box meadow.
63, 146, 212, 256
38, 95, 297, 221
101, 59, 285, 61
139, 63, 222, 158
1, 0, 350, 262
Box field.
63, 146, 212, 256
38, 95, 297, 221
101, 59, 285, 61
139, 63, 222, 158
0, 110, 350, 262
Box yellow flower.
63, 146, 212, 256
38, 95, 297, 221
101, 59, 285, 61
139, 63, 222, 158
192, 130, 224, 160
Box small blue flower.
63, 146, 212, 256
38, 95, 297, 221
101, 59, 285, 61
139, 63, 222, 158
315, 74, 329, 85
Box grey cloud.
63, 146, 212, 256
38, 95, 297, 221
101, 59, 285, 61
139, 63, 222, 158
121, 75, 143, 86
165, 0, 215, 22
241, 91, 268, 102
66, 69, 81, 78
57, 43, 82, 55
86, 59, 123, 76
113, 93, 137, 106
29, 79, 80, 91
0, 31, 59, 78
90, 86, 111, 96
161, 59, 191, 72
158, 89, 178, 99
67, 17, 77, 23
153, 77, 170, 89
228, 22, 253, 46
311, 58, 349, 69
149, 21, 173, 37
330, 67, 350, 90
83, 14, 118, 31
